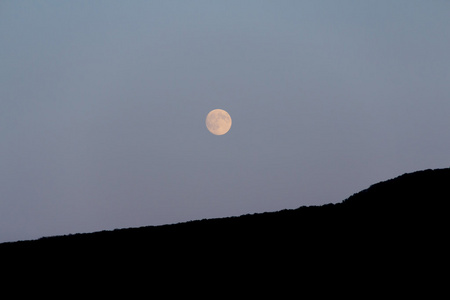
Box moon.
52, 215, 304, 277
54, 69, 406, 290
206, 109, 232, 135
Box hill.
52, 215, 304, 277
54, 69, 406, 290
1, 168, 448, 273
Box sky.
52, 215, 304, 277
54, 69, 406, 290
1, 1, 449, 243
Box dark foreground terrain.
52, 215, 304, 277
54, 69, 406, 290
1, 168, 448, 285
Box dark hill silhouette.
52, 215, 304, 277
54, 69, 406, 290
1, 168, 448, 279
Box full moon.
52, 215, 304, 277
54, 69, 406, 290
206, 109, 232, 135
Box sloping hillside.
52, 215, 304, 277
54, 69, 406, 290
1, 168, 448, 268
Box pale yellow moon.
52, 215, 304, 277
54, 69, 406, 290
206, 109, 232, 135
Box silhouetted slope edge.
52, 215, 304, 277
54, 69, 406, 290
340, 168, 448, 238
1, 168, 448, 256
342, 168, 449, 208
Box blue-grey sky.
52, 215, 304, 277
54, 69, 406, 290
1, 1, 449, 242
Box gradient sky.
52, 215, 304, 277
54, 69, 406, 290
1, 1, 449, 243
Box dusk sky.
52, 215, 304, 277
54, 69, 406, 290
1, 1, 449, 243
